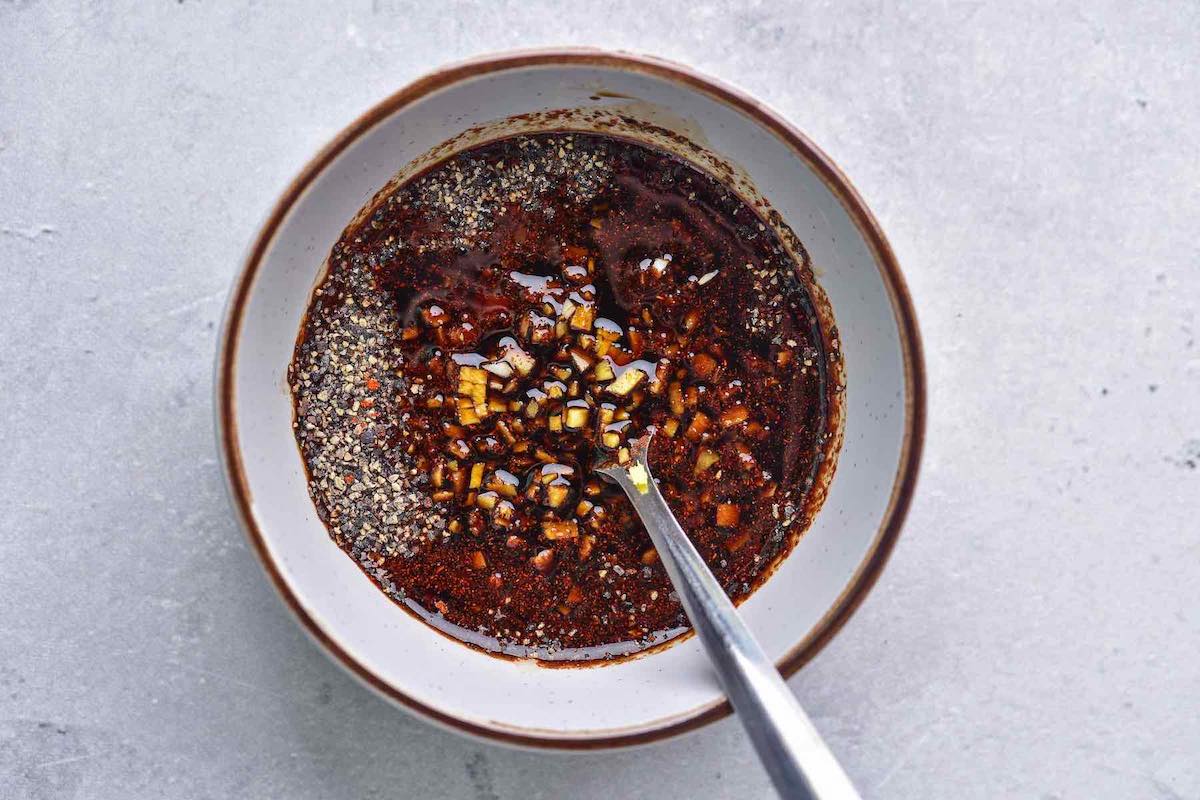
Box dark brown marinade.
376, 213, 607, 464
290, 132, 836, 661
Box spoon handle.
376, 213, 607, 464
607, 467, 860, 800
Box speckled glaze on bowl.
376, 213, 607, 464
215, 49, 924, 750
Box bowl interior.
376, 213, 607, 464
222, 55, 915, 745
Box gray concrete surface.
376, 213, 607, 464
2, 1, 1198, 798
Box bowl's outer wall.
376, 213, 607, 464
219, 52, 923, 748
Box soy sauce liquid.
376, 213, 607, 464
296, 133, 834, 662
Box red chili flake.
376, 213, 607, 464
366, 378, 380, 391
343, 474, 355, 485
360, 398, 375, 409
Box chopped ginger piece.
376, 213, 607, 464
694, 448, 720, 474
716, 503, 741, 527
563, 403, 590, 430
605, 367, 646, 397
684, 411, 710, 441
627, 463, 650, 494
542, 520, 579, 540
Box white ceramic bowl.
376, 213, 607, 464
216, 49, 924, 749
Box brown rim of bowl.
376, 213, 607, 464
215, 47, 926, 751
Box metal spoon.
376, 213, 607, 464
596, 433, 861, 800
